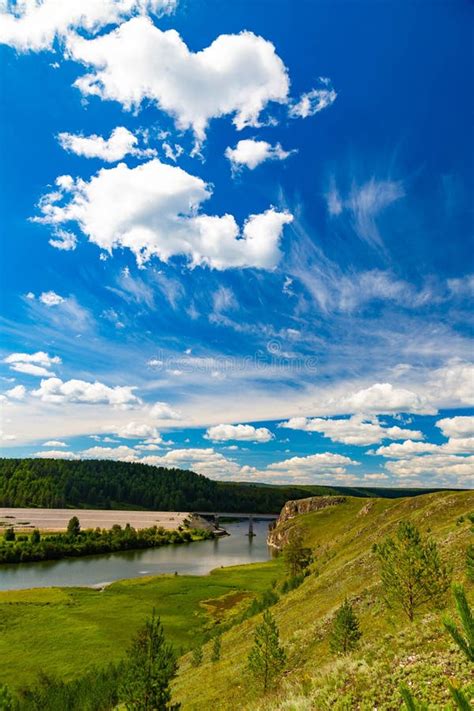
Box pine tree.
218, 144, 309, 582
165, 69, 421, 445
283, 527, 312, 578
248, 610, 286, 692
120, 612, 179, 710
329, 599, 362, 654
443, 585, 473, 661
374, 521, 451, 622
211, 634, 221, 662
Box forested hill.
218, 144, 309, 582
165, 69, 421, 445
0, 459, 451, 513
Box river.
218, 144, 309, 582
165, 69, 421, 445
0, 520, 275, 591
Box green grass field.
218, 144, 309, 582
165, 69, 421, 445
0, 490, 472, 710
0, 558, 283, 690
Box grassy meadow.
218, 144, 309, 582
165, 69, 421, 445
0, 558, 283, 690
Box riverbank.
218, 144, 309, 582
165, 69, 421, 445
0, 507, 205, 533
0, 523, 214, 565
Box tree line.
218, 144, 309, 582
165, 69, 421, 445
0, 459, 337, 513
0, 516, 212, 565
0, 459, 442, 515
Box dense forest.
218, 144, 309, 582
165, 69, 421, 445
0, 459, 449, 513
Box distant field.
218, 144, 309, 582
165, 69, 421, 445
0, 507, 190, 532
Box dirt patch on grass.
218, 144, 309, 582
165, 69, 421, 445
201, 590, 252, 621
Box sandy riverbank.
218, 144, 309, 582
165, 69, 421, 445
0, 507, 201, 532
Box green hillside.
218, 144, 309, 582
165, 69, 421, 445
173, 490, 474, 710
0, 458, 455, 513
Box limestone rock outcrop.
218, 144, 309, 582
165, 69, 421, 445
267, 496, 346, 549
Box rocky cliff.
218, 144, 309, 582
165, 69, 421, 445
267, 496, 346, 549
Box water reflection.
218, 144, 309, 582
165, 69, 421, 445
0, 520, 275, 591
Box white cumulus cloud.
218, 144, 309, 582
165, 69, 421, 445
335, 383, 433, 415
34, 450, 79, 460
115, 421, 162, 440
32, 377, 140, 408
205, 423, 274, 443
279, 414, 423, 446
4, 351, 61, 378
66, 17, 290, 142
35, 158, 293, 269
3, 385, 27, 400
42, 440, 68, 447
225, 138, 295, 171
39, 290, 65, 306
0, 0, 177, 52
58, 126, 155, 162
436, 415, 474, 439
268, 452, 358, 478
149, 401, 181, 419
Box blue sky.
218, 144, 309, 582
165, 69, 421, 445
0, 0, 473, 488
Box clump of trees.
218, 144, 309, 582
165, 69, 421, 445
374, 521, 451, 621
248, 610, 286, 693
329, 599, 362, 655
0, 518, 212, 565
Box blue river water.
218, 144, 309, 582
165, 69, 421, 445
0, 520, 275, 591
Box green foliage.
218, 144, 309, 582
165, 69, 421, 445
280, 572, 306, 594
30, 529, 40, 544
329, 599, 362, 655
375, 521, 451, 621
400, 685, 429, 710
191, 645, 203, 668
467, 544, 474, 582
211, 634, 221, 662
448, 683, 472, 711
67, 516, 81, 537
0, 523, 210, 565
248, 610, 286, 693
3, 528, 15, 542
401, 682, 471, 711
283, 527, 313, 578
0, 684, 15, 711
120, 612, 179, 711
16, 665, 123, 711
443, 585, 474, 661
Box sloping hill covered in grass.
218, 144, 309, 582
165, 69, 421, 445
173, 490, 474, 710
